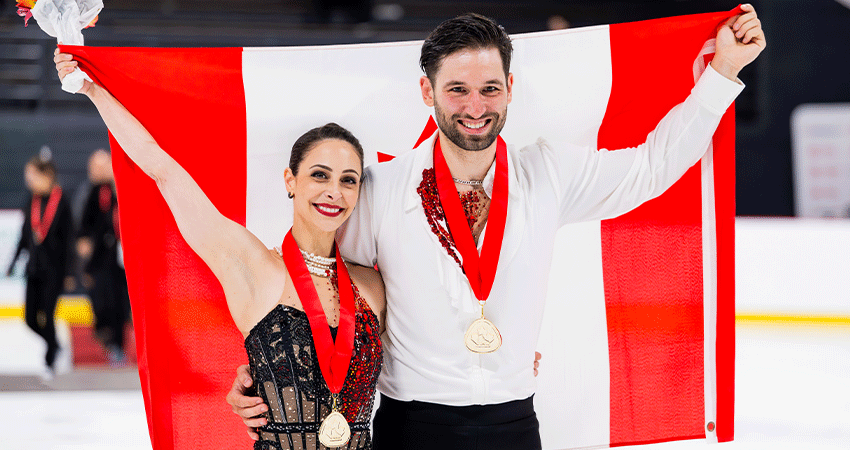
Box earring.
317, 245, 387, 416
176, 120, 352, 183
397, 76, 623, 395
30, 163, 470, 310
287, 192, 294, 199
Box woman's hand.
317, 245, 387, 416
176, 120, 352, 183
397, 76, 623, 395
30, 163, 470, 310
53, 47, 92, 95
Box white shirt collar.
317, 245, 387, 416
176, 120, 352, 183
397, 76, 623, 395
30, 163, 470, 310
404, 133, 515, 210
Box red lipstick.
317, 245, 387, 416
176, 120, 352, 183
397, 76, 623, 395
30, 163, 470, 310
313, 203, 344, 217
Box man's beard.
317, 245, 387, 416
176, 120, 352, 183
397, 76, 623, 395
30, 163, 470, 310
434, 101, 507, 152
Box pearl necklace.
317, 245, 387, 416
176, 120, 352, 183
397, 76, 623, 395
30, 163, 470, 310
452, 177, 484, 187
300, 248, 336, 278
274, 246, 336, 278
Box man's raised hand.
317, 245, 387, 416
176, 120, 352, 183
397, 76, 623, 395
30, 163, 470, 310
711, 4, 766, 81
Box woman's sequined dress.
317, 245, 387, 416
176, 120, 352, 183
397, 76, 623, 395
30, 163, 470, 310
245, 282, 382, 450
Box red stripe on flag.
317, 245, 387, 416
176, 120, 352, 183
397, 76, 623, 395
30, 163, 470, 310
375, 116, 437, 164
714, 101, 736, 443
413, 115, 438, 149
60, 45, 249, 450
599, 10, 738, 446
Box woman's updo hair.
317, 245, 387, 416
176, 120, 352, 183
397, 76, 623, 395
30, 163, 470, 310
27, 147, 57, 182
288, 123, 365, 177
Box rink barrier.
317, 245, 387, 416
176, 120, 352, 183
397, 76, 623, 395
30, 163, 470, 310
736, 313, 850, 327
2, 300, 849, 329
0, 295, 93, 326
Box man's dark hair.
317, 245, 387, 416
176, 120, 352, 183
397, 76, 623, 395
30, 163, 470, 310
289, 122, 365, 177
420, 13, 513, 83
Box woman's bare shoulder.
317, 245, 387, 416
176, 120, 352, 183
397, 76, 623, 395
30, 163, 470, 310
347, 263, 382, 286
235, 247, 290, 336
346, 263, 386, 314
269, 246, 283, 260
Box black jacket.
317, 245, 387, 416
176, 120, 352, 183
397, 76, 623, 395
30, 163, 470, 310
8, 189, 74, 281
77, 183, 121, 274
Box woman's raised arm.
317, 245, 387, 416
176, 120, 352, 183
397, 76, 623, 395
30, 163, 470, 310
54, 50, 282, 333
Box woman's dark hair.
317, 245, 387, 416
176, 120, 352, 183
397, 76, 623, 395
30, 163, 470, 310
288, 123, 365, 177
419, 13, 513, 83
26, 152, 57, 182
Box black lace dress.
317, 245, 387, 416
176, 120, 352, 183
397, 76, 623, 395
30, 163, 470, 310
245, 283, 382, 450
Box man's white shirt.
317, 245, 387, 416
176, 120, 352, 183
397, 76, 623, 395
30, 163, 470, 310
338, 64, 744, 406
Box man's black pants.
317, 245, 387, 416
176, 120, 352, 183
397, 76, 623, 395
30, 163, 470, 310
372, 394, 542, 450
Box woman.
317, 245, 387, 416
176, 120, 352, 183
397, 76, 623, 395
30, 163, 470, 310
7, 153, 73, 376
55, 50, 386, 449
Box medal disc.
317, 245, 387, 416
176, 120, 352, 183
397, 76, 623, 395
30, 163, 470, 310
318, 411, 351, 448
464, 317, 502, 353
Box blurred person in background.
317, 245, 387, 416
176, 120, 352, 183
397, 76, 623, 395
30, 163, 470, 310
547, 15, 571, 31
77, 149, 131, 365
6, 149, 74, 377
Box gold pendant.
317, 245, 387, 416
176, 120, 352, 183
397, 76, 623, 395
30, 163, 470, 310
318, 410, 351, 448
464, 317, 502, 353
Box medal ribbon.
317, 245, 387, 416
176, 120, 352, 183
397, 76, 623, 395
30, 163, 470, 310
281, 230, 355, 394
30, 185, 62, 244
433, 136, 509, 302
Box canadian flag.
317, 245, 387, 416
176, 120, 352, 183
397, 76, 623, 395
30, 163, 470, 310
63, 6, 738, 450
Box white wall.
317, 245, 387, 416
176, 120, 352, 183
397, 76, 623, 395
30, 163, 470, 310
736, 217, 850, 316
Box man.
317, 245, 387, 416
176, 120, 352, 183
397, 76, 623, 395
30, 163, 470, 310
77, 149, 131, 365
228, 7, 765, 448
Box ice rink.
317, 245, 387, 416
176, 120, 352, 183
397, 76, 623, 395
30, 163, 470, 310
2, 219, 849, 449
1, 321, 848, 449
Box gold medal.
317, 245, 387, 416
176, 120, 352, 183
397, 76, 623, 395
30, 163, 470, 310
318, 411, 351, 448
318, 394, 351, 448
464, 304, 502, 353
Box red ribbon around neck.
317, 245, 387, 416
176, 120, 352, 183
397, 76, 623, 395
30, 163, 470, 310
281, 230, 355, 394
433, 136, 509, 302
31, 185, 62, 244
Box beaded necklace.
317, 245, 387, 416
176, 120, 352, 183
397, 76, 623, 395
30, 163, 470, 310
273, 247, 337, 278
300, 249, 336, 278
